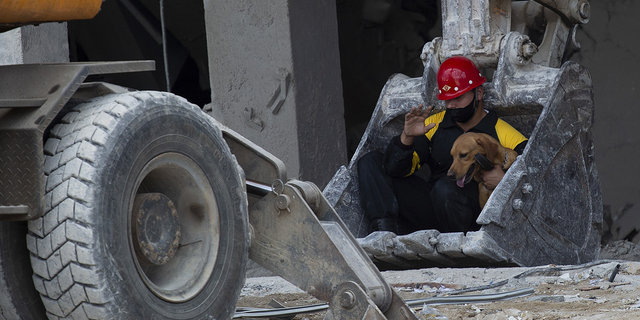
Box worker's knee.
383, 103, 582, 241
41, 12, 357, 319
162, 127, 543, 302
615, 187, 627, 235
430, 177, 481, 232
431, 177, 463, 200
431, 177, 479, 208
357, 151, 384, 175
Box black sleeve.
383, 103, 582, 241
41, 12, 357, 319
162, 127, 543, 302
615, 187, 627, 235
514, 140, 528, 155
382, 135, 431, 178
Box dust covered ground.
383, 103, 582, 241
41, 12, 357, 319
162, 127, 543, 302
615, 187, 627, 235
237, 242, 640, 319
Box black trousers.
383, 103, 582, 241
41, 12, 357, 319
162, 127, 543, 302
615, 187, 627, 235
358, 151, 481, 234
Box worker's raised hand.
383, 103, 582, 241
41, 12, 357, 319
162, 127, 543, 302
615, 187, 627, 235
400, 104, 435, 145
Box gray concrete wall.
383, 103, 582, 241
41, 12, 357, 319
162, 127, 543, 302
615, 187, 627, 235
571, 0, 640, 241
204, 0, 346, 188
0, 23, 69, 65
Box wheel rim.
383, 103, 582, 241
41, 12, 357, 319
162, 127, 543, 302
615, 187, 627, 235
129, 152, 220, 302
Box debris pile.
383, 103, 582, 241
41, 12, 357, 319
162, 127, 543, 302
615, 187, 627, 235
237, 261, 640, 319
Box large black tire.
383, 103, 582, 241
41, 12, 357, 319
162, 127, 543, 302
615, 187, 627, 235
27, 92, 249, 319
0, 221, 47, 320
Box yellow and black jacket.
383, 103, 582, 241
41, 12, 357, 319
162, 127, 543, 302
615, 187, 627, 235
383, 109, 528, 182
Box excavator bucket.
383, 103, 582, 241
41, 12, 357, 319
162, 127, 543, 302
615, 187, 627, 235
323, 0, 602, 268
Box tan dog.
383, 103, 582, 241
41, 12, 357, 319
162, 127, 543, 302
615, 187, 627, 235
447, 132, 519, 208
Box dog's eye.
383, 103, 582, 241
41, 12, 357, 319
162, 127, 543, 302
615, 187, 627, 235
460, 153, 468, 158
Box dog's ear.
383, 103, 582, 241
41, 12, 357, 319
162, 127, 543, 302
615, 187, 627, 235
475, 135, 499, 163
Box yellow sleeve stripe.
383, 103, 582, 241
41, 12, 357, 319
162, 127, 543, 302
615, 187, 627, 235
495, 118, 528, 150
425, 110, 445, 141
405, 151, 422, 177
402, 110, 443, 177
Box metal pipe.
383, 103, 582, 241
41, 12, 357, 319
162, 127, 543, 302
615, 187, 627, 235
0, 0, 102, 24
246, 179, 272, 197
234, 304, 328, 319
159, 0, 170, 92
513, 260, 612, 279
232, 287, 535, 318
118, 0, 162, 44
608, 264, 621, 282
436, 279, 508, 297
407, 287, 535, 306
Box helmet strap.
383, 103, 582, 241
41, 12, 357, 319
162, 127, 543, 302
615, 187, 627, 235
468, 88, 477, 116
472, 88, 478, 110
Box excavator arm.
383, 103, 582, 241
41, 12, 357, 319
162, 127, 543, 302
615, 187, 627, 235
247, 179, 418, 319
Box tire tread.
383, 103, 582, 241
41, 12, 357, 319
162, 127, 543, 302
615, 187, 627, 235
29, 91, 246, 319
28, 94, 138, 319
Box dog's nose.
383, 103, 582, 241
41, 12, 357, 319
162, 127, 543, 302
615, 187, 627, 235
447, 170, 454, 177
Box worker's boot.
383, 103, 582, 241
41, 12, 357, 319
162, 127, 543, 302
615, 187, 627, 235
369, 218, 398, 234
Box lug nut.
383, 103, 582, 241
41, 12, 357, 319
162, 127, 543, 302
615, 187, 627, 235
339, 290, 356, 309
275, 194, 291, 211
522, 42, 537, 60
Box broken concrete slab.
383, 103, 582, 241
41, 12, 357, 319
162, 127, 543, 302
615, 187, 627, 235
462, 231, 511, 264
392, 238, 423, 261
357, 231, 414, 268
397, 230, 440, 255
356, 230, 514, 269
436, 233, 465, 259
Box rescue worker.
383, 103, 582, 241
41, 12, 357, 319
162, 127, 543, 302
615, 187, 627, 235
358, 56, 528, 234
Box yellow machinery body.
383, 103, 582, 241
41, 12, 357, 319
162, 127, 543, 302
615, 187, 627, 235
0, 0, 101, 25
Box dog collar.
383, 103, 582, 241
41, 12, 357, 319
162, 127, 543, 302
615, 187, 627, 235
502, 151, 508, 169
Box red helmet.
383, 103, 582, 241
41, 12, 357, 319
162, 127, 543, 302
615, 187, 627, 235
436, 56, 486, 100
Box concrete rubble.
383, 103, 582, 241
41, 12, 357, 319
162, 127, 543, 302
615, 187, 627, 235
238, 260, 640, 319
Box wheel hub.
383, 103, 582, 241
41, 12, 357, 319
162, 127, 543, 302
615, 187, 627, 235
129, 153, 219, 302
132, 193, 181, 266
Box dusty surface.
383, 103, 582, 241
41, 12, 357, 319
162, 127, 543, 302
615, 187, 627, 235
600, 240, 640, 261
237, 259, 640, 319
